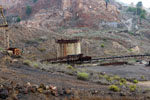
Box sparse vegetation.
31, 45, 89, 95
109, 85, 120, 92
16, 17, 21, 22
133, 79, 139, 84
77, 72, 89, 80
119, 78, 127, 85
101, 44, 104, 48
38, 48, 46, 52
127, 1, 146, 19
23, 60, 39, 68
103, 38, 107, 42
119, 82, 123, 86
141, 76, 145, 80
106, 76, 113, 82
67, 65, 77, 75
128, 48, 133, 52
33, 63, 39, 68
26, 5, 32, 15
25, 39, 39, 45
99, 74, 108, 79
0, 47, 4, 52
67, 65, 74, 69
129, 84, 137, 92
33, 0, 38, 3
113, 75, 120, 80
23, 60, 32, 66
128, 31, 134, 35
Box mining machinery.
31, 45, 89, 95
0, 5, 21, 56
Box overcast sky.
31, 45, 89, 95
119, 0, 150, 8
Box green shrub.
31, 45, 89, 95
67, 65, 73, 69
141, 76, 145, 80
140, 12, 146, 19
0, 47, 4, 52
99, 74, 108, 79
128, 48, 133, 52
109, 85, 120, 92
129, 84, 136, 92
16, 17, 21, 22
33, 0, 38, 3
101, 44, 104, 48
119, 82, 123, 86
127, 7, 137, 15
77, 72, 89, 80
33, 63, 39, 68
113, 75, 120, 80
119, 78, 127, 85
26, 5, 32, 15
103, 39, 107, 42
133, 79, 139, 84
23, 60, 32, 66
99, 74, 104, 79
128, 32, 134, 35
127, 6, 146, 18
106, 76, 113, 82
39, 48, 46, 52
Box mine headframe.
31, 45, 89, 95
0, 5, 8, 27
0, 5, 9, 49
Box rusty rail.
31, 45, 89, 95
41, 54, 150, 64
92, 54, 150, 61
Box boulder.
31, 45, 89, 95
0, 88, 9, 99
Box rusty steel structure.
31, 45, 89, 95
7, 48, 22, 56
42, 39, 150, 64
41, 54, 92, 64
56, 39, 81, 58
41, 54, 150, 64
0, 5, 9, 48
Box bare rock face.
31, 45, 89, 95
0, 0, 21, 8
62, 0, 72, 10
1, 0, 120, 29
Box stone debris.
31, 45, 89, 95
0, 88, 9, 99
0, 81, 77, 99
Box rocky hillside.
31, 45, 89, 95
1, 0, 120, 29
1, 0, 150, 58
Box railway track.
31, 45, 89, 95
42, 54, 150, 64
92, 54, 150, 61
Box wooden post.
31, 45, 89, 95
6, 31, 9, 48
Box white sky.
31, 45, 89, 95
119, 0, 150, 8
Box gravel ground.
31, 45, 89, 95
86, 64, 150, 81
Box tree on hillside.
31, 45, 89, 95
127, 7, 137, 15
140, 12, 146, 19
105, 0, 110, 9
33, 0, 38, 3
136, 1, 143, 8
26, 5, 32, 16
127, 1, 146, 20
16, 16, 21, 22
